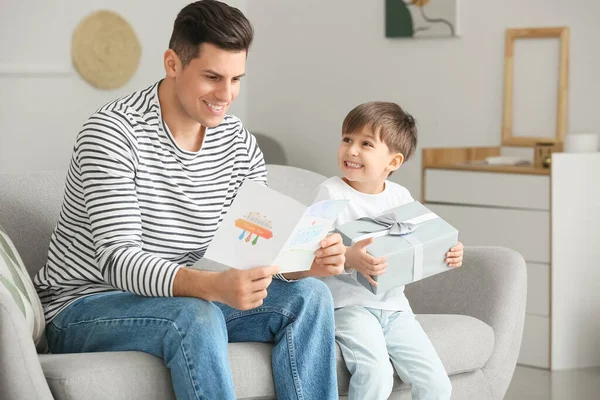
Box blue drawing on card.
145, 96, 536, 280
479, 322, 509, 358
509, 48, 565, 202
288, 224, 326, 247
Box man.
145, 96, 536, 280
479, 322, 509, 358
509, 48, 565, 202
34, 1, 345, 399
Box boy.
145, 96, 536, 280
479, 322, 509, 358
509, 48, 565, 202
313, 102, 464, 400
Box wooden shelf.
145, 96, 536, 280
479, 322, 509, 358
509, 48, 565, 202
425, 163, 550, 176
421, 146, 550, 200
422, 146, 550, 176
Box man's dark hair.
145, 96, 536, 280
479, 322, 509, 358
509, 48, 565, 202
169, 0, 254, 67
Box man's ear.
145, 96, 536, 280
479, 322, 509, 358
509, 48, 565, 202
164, 49, 180, 78
388, 153, 404, 172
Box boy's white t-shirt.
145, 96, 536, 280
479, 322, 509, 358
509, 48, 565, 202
313, 176, 415, 312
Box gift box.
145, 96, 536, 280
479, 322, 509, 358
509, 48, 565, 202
335, 201, 459, 294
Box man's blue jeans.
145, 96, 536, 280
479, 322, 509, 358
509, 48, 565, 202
45, 278, 338, 400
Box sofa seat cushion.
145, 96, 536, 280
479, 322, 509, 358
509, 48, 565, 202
39, 343, 276, 400
40, 352, 175, 400
418, 314, 495, 375
40, 314, 493, 400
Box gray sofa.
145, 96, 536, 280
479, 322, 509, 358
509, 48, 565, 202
0, 164, 527, 400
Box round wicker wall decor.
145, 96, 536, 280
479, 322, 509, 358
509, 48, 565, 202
71, 10, 141, 90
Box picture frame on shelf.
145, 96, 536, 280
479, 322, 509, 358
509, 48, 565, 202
501, 27, 570, 147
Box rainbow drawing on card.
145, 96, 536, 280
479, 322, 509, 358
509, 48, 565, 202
235, 212, 273, 246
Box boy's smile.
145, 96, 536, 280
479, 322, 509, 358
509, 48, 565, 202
343, 161, 364, 169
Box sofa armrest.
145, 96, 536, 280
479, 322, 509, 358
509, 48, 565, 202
405, 246, 527, 400
0, 294, 53, 399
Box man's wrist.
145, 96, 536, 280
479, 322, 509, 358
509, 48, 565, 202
173, 267, 221, 301
281, 271, 309, 280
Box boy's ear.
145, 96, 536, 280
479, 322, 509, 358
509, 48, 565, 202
387, 153, 404, 172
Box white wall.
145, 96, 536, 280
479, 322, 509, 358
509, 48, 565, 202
0, 0, 248, 173
244, 0, 600, 198
2, 0, 599, 194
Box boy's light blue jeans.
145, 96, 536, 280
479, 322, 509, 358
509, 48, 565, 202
335, 306, 452, 400
45, 278, 338, 400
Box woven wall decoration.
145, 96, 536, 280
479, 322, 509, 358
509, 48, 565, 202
71, 10, 141, 90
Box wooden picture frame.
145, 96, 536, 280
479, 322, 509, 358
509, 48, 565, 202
501, 27, 570, 147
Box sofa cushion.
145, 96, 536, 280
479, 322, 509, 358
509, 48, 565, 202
267, 164, 327, 206
40, 314, 493, 399
39, 344, 272, 400
0, 225, 45, 345
40, 352, 175, 400
0, 171, 66, 278
417, 314, 495, 375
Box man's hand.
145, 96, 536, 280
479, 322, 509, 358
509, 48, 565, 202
213, 266, 280, 310
215, 266, 279, 310
277, 233, 345, 280
346, 237, 388, 287
445, 241, 464, 268
173, 265, 279, 310
307, 233, 346, 277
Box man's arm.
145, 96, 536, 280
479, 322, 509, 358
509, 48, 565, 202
172, 268, 219, 300
242, 126, 268, 186
78, 111, 182, 297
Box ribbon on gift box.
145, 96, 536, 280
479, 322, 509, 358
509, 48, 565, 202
351, 212, 438, 281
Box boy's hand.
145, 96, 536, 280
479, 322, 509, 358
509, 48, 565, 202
446, 241, 464, 268
346, 237, 388, 287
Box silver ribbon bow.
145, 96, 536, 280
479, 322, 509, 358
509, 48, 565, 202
357, 212, 418, 236
352, 210, 439, 286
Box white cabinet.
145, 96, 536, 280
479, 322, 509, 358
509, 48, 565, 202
422, 150, 600, 370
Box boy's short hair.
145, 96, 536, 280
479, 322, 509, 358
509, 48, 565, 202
342, 102, 418, 160
169, 0, 254, 68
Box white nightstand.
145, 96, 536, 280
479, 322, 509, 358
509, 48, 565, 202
422, 147, 600, 370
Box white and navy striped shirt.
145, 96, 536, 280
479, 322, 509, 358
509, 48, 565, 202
34, 81, 269, 322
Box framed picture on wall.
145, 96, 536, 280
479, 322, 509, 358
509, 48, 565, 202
385, 0, 460, 38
